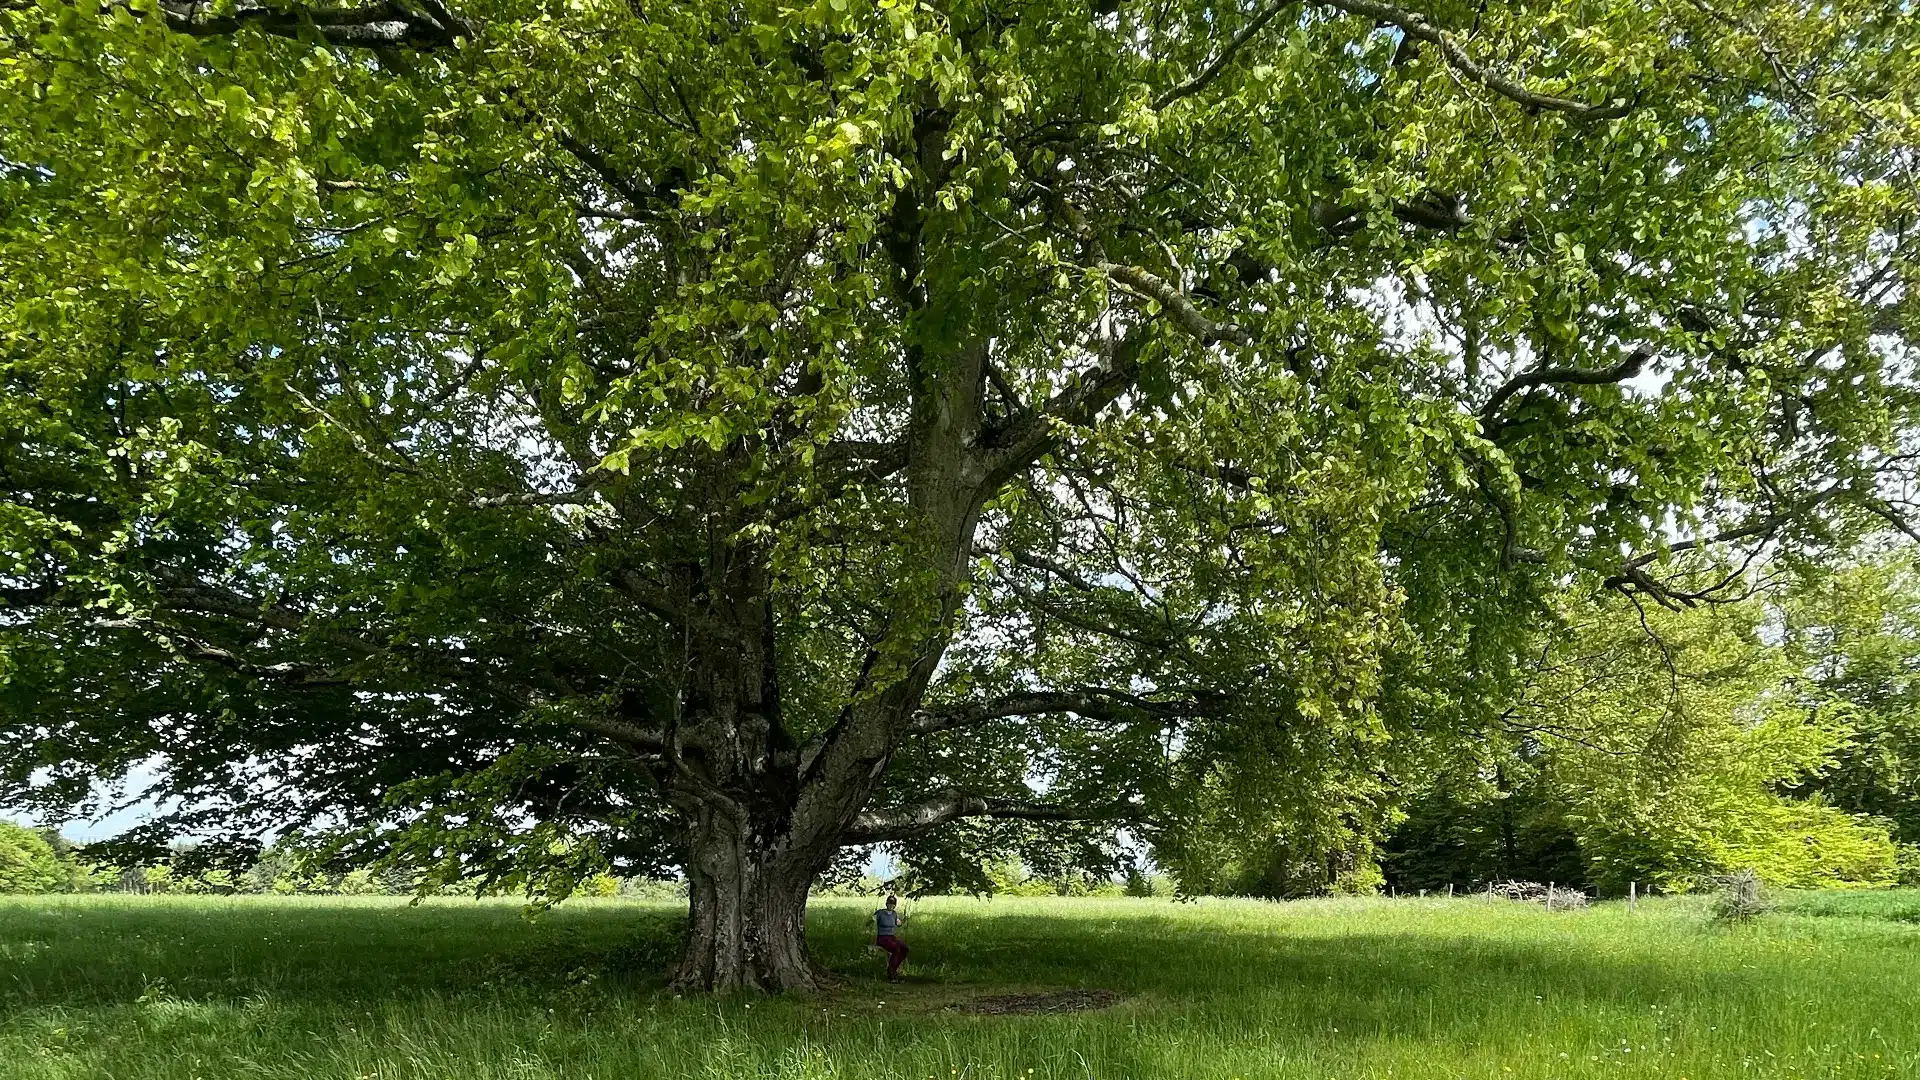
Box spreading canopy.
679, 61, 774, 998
3, 0, 1917, 987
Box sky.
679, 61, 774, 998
5, 758, 168, 842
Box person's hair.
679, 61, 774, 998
885, 895, 898, 906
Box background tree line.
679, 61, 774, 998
1183, 548, 1920, 899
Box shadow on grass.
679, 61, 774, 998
0, 899, 688, 1008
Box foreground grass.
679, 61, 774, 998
3, 891, 1918, 1079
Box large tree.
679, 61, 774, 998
2, 0, 1917, 989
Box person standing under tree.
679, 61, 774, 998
873, 895, 908, 981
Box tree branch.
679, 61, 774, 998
93, 615, 352, 686
471, 485, 602, 509
1154, 0, 1299, 109
1871, 302, 1915, 347
0, 582, 60, 608
815, 439, 909, 483
974, 261, 1250, 480
156, 581, 374, 652
1311, 191, 1476, 236
142, 0, 473, 49
973, 546, 1100, 592
284, 384, 425, 477
563, 714, 667, 752
555, 131, 680, 220
1600, 485, 1851, 606
1098, 262, 1253, 347
1862, 498, 1920, 546
1479, 346, 1650, 423
152, 577, 587, 704
908, 687, 1193, 737
975, 328, 1152, 484
841, 787, 1143, 845
1150, 0, 1635, 120
999, 573, 1184, 650
1325, 0, 1634, 119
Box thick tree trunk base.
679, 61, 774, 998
671, 813, 829, 994
668, 906, 826, 994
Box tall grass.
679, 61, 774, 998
2, 891, 1917, 1079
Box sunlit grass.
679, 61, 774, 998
3, 890, 1917, 1078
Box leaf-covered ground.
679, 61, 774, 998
2, 892, 1917, 1079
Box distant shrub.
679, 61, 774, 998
1709, 803, 1897, 891
80, 842, 420, 897
241, 848, 302, 893
616, 876, 689, 900
979, 859, 1120, 897
1204, 843, 1387, 900
52, 855, 109, 893
579, 873, 619, 897
809, 874, 884, 898
336, 869, 386, 895
1895, 843, 1920, 887
0, 821, 60, 894
1330, 859, 1386, 897
1710, 868, 1771, 921
1123, 868, 1157, 897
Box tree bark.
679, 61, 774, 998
670, 801, 827, 993
661, 113, 997, 989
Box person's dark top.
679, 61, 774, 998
874, 907, 900, 936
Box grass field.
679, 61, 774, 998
4, 891, 1920, 1080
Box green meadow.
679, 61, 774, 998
3, 892, 1918, 1080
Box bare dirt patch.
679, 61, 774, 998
950, 989, 1124, 1015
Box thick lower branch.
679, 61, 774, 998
471, 485, 601, 509
842, 788, 1143, 845
565, 714, 668, 752
909, 687, 1194, 736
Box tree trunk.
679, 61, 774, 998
669, 802, 830, 993
655, 327, 991, 991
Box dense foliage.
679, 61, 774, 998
1781, 553, 1920, 853
1381, 596, 1901, 896
0, 819, 60, 893
3, 0, 1917, 986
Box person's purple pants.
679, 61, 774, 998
875, 934, 908, 977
